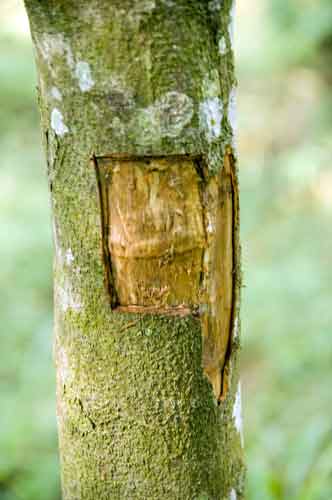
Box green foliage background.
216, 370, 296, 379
0, 1, 331, 498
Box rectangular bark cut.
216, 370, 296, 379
94, 152, 235, 400
95, 155, 206, 314
109, 157, 204, 309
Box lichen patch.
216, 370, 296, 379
233, 382, 244, 447
75, 61, 95, 92
51, 108, 69, 137
199, 97, 223, 142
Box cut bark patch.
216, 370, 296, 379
94, 153, 236, 400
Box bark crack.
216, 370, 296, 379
77, 398, 96, 431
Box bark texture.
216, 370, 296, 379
24, 1, 244, 499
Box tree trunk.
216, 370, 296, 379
24, 1, 244, 498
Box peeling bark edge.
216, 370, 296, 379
220, 146, 240, 402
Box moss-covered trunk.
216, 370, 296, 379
24, 1, 245, 498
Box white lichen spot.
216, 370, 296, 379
157, 91, 194, 138
233, 382, 244, 447
51, 86, 62, 101
218, 36, 227, 56
58, 278, 82, 313
200, 97, 223, 142
75, 61, 95, 92
65, 248, 75, 266
51, 108, 69, 137
230, 489, 237, 500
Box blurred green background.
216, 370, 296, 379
0, 1, 331, 499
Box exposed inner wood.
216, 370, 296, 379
108, 158, 205, 307
95, 154, 235, 400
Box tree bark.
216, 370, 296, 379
24, 1, 244, 498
